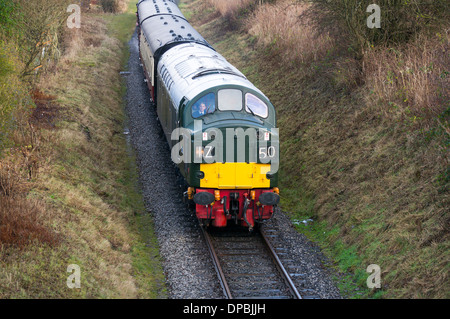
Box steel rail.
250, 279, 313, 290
260, 227, 302, 299
202, 225, 303, 299
200, 226, 233, 299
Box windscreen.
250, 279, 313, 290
245, 93, 268, 118
192, 92, 216, 118
218, 89, 243, 111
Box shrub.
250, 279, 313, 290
0, 0, 17, 35
307, 0, 449, 56
100, 0, 117, 12
100, 0, 128, 13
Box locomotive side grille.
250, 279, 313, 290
175, 56, 233, 79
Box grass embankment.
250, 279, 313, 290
183, 0, 449, 298
0, 1, 166, 298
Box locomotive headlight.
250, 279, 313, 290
195, 146, 204, 159
196, 171, 205, 179
195, 145, 215, 160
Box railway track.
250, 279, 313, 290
201, 225, 320, 299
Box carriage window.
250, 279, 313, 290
245, 93, 268, 118
192, 92, 216, 118
218, 89, 242, 111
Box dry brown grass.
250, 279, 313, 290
246, 0, 334, 64
207, 0, 254, 20
364, 33, 450, 125
0, 83, 51, 250
0, 196, 59, 249
0, 113, 58, 250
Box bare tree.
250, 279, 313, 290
13, 0, 72, 78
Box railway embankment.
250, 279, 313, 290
0, 1, 166, 298
182, 0, 449, 298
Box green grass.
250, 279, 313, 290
99, 1, 168, 297
117, 147, 167, 298
104, 0, 137, 44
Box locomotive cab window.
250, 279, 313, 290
192, 92, 216, 118
245, 93, 268, 118
218, 89, 242, 111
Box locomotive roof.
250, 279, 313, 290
158, 43, 271, 113
137, 0, 211, 59
137, 0, 178, 6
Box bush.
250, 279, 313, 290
100, 0, 117, 12
308, 0, 449, 56
0, 0, 17, 34
100, 0, 128, 13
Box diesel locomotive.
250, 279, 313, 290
137, 0, 280, 229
